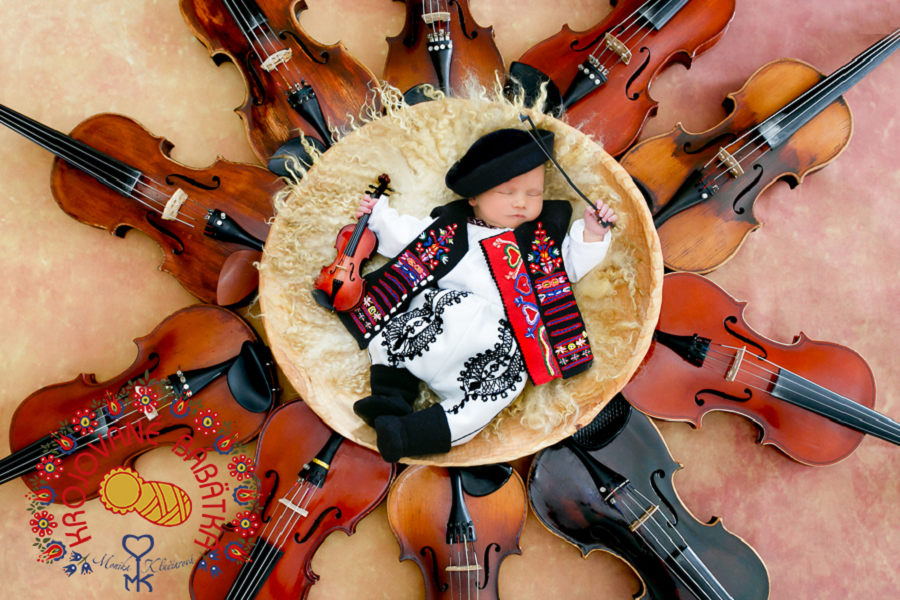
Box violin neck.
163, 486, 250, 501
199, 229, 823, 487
636, 0, 691, 31
760, 29, 900, 149
224, 538, 283, 600
222, 0, 267, 33
0, 104, 142, 197
772, 368, 900, 446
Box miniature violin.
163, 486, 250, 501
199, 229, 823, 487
0, 305, 277, 500
508, 0, 735, 157
621, 29, 900, 273
180, 0, 380, 176
387, 464, 526, 600
384, 0, 505, 105
312, 174, 391, 312
622, 273, 890, 466
189, 400, 394, 600
529, 395, 770, 600
0, 105, 279, 305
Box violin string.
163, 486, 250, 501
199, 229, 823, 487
587, 0, 665, 63
223, 0, 300, 94
700, 29, 900, 185
0, 109, 201, 227
594, 0, 672, 74
0, 390, 176, 481
0, 105, 210, 219
464, 537, 473, 600
227, 479, 310, 600
700, 346, 900, 438
611, 486, 725, 600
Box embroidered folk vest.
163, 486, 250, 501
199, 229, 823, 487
337, 200, 594, 383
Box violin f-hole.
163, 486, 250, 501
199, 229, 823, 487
245, 51, 267, 105
260, 469, 281, 523
723, 316, 768, 359
280, 30, 328, 64
694, 388, 753, 406
625, 48, 652, 101
478, 542, 501, 590
165, 174, 221, 191
295, 506, 342, 544
145, 212, 186, 255
570, 25, 618, 53
682, 133, 737, 156
650, 470, 679, 526
419, 546, 449, 592
449, 1, 478, 40
732, 164, 765, 215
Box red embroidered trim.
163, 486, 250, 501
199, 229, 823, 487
482, 232, 560, 385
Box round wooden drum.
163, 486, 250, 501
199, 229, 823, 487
259, 97, 663, 466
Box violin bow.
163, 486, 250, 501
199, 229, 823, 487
518, 113, 615, 229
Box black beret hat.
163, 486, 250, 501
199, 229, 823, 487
446, 128, 555, 198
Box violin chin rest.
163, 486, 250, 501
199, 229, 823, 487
267, 136, 327, 179
458, 464, 514, 497
227, 341, 277, 414
217, 250, 262, 306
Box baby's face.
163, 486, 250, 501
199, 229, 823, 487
469, 166, 545, 229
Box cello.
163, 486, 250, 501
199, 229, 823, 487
188, 400, 395, 600
1, 305, 277, 501
622, 273, 889, 467
0, 105, 279, 306
529, 395, 770, 600
620, 29, 900, 273
180, 0, 381, 177
384, 0, 505, 105
508, 0, 735, 157
387, 464, 526, 600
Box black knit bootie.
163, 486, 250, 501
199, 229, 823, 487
373, 404, 451, 463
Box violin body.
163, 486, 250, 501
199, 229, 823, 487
314, 223, 378, 312
387, 465, 526, 600
53, 113, 279, 304
514, 0, 734, 157
189, 400, 394, 600
528, 398, 770, 600
620, 59, 852, 273
384, 0, 504, 99
6, 305, 268, 501
181, 0, 379, 165
623, 273, 877, 466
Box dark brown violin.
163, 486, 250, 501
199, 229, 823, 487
312, 174, 391, 312
180, 0, 380, 176
622, 273, 890, 467
621, 30, 900, 273
508, 0, 735, 157
0, 106, 280, 305
1, 305, 277, 501
189, 400, 394, 600
387, 464, 526, 600
384, 0, 505, 104
529, 396, 770, 600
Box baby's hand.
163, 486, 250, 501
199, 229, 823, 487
583, 203, 617, 242
356, 194, 379, 219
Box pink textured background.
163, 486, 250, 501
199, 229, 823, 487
1, 1, 898, 598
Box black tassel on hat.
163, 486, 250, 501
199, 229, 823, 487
445, 128, 555, 198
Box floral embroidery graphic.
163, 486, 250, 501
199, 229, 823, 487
27, 484, 56, 509
70, 409, 99, 435
225, 541, 252, 563
194, 409, 222, 436
30, 510, 57, 536
414, 224, 458, 268
230, 511, 261, 539
380, 289, 466, 367
170, 395, 191, 418
105, 390, 126, 418
213, 431, 240, 455
132, 384, 159, 415
228, 455, 255, 481
54, 433, 78, 455
232, 484, 260, 507
38, 540, 67, 564
36, 455, 63, 481
528, 223, 562, 276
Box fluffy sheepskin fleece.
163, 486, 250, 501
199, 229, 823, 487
259, 88, 662, 466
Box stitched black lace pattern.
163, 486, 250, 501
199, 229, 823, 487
451, 321, 526, 413
380, 289, 466, 367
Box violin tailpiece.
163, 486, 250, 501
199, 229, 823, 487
162, 188, 188, 221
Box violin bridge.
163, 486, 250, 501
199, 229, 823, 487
717, 148, 745, 178
422, 12, 451, 24
726, 346, 746, 382
162, 188, 188, 221
446, 565, 483, 572
278, 497, 309, 517
260, 48, 293, 72
628, 504, 658, 532
604, 32, 632, 65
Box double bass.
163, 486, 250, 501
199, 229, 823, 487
529, 395, 770, 600
622, 273, 890, 467
0, 305, 277, 500
387, 464, 526, 600
621, 29, 900, 273
189, 400, 395, 600
0, 105, 279, 305
509, 0, 735, 157
384, 0, 505, 105
180, 0, 381, 176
